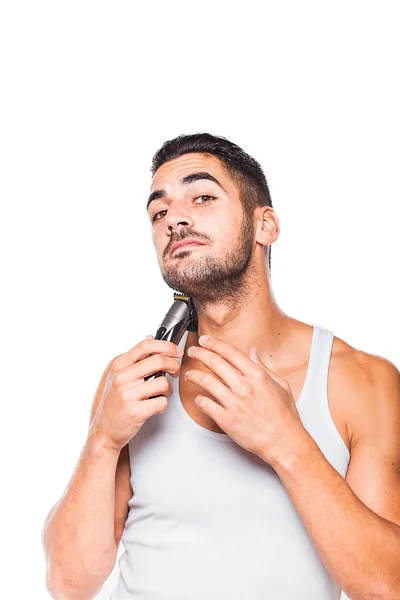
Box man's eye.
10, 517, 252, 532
150, 195, 216, 222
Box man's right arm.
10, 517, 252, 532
42, 355, 130, 600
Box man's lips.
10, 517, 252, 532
170, 240, 206, 255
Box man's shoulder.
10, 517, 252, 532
330, 330, 398, 388
329, 331, 400, 449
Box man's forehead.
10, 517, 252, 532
150, 153, 225, 189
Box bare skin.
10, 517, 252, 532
44, 151, 400, 598
95, 313, 393, 558
109, 152, 399, 545
179, 322, 352, 450
146, 152, 354, 447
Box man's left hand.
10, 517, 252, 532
185, 335, 309, 466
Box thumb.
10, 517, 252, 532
249, 346, 289, 388
249, 346, 263, 365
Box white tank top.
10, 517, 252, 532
110, 324, 350, 600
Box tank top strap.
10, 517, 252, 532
311, 324, 334, 387
296, 324, 334, 413
301, 324, 350, 465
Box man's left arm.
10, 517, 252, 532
268, 353, 400, 600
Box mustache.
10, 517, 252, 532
168, 233, 208, 252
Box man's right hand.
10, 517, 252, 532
90, 335, 183, 452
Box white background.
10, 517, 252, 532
1, 1, 399, 599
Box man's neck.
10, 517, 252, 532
186, 290, 293, 365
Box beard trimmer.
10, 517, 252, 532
144, 292, 198, 395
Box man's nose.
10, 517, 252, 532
164, 199, 194, 229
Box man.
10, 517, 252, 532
43, 133, 400, 599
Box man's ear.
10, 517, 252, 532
255, 206, 280, 246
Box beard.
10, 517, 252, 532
158, 209, 258, 310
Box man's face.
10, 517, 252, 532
147, 152, 256, 303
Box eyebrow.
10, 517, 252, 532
146, 171, 226, 212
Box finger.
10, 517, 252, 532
198, 335, 261, 378
114, 355, 181, 385
136, 396, 169, 419
185, 369, 234, 408
194, 394, 227, 428
187, 346, 245, 393
134, 374, 172, 400
113, 338, 182, 372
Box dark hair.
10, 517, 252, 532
151, 132, 273, 273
